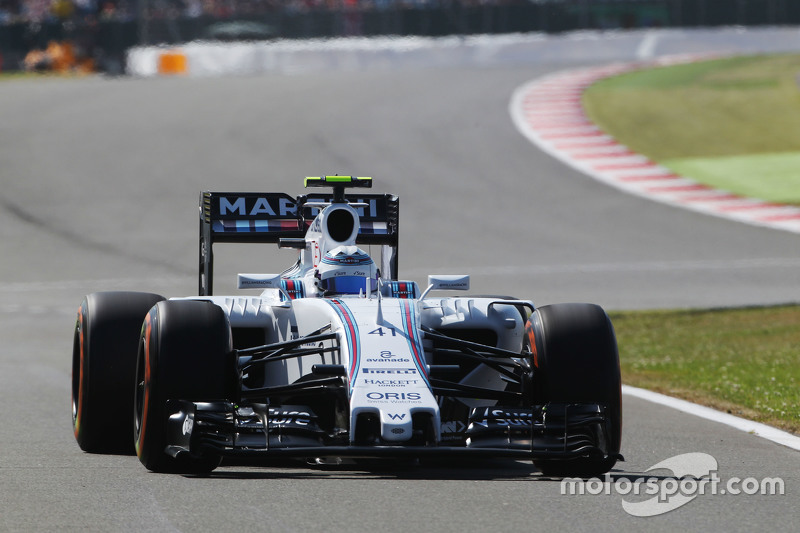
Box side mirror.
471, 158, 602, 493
238, 273, 282, 290
420, 274, 470, 299
428, 274, 470, 291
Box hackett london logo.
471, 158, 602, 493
362, 379, 418, 386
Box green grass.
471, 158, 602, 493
610, 305, 800, 434
583, 54, 800, 204
582, 55, 800, 433
0, 72, 39, 81
0, 71, 90, 81
664, 152, 800, 205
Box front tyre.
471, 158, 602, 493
134, 300, 234, 473
72, 291, 165, 453
527, 303, 621, 478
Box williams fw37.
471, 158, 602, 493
72, 176, 622, 476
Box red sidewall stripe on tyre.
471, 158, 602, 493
135, 309, 155, 459
73, 305, 86, 440
509, 54, 800, 235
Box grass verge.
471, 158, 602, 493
0, 71, 92, 81
609, 305, 800, 434
663, 152, 800, 206
0, 72, 39, 81
583, 53, 800, 205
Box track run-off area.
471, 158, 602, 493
2, 27, 800, 532
509, 56, 800, 235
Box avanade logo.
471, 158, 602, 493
560, 452, 785, 517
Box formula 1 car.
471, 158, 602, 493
72, 176, 622, 477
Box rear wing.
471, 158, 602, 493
199, 191, 399, 295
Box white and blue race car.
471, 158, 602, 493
72, 176, 622, 476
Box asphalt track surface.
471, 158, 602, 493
1, 28, 799, 531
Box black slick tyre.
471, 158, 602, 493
527, 303, 621, 478
72, 291, 165, 454
134, 299, 233, 473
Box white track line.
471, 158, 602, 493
624, 385, 800, 451
509, 55, 800, 235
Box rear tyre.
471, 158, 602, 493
134, 300, 234, 473
527, 303, 621, 478
72, 291, 165, 454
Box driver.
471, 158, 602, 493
316, 245, 379, 295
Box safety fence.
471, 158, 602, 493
1, 0, 799, 73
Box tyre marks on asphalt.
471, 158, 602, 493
509, 56, 800, 235
0, 277, 184, 293
0, 304, 75, 316
0, 277, 186, 316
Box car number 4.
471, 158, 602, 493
368, 327, 397, 337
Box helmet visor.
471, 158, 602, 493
321, 276, 376, 295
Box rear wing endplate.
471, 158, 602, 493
199, 191, 399, 295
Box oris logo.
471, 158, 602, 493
366, 392, 422, 401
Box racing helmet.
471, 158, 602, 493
317, 245, 378, 295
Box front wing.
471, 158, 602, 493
165, 400, 619, 462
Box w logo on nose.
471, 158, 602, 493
387, 413, 406, 421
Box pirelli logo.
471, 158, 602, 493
361, 368, 418, 375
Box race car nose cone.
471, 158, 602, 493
380, 409, 414, 442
